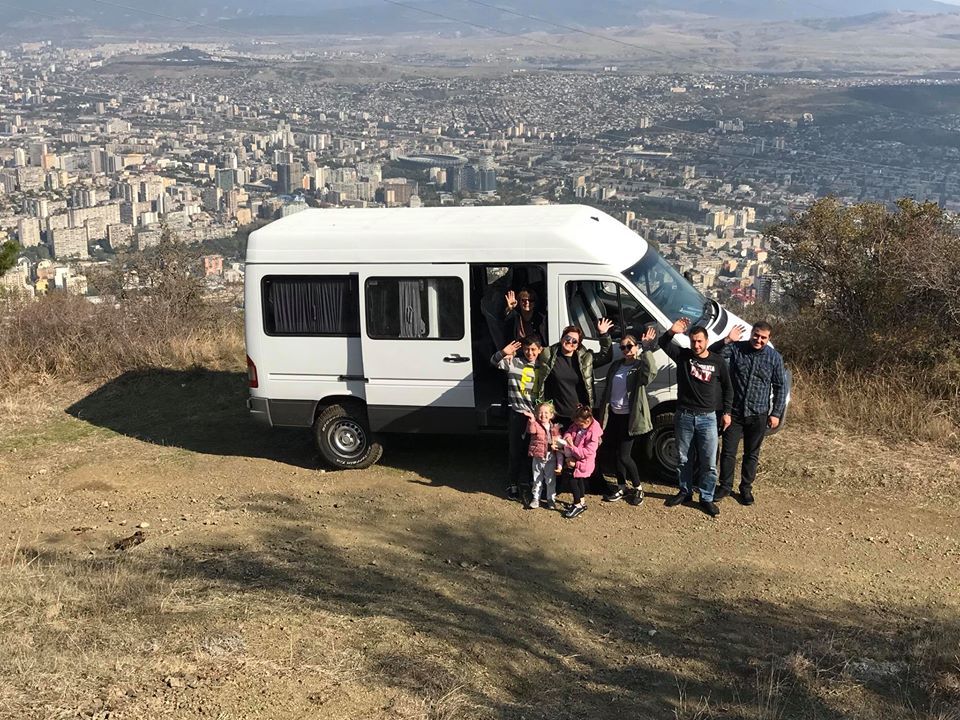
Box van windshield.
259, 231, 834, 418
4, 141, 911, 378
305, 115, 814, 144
623, 248, 712, 326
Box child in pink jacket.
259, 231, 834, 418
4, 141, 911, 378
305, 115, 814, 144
558, 404, 603, 519
524, 402, 563, 510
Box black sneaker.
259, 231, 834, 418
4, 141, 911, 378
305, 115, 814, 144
665, 491, 692, 507
543, 499, 557, 510
522, 499, 535, 510
738, 489, 755, 506
602, 487, 625, 503
563, 504, 587, 519
700, 500, 720, 517
506, 485, 519, 501
713, 486, 731, 502
629, 488, 645, 507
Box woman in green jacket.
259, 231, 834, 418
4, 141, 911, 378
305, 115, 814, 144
599, 326, 659, 506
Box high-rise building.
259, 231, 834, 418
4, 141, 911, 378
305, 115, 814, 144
446, 166, 464, 193
17, 217, 41, 247
215, 168, 235, 192
51, 227, 89, 259
277, 163, 303, 194
201, 188, 222, 212
107, 223, 134, 250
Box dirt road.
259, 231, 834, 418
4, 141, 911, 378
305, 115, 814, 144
1, 370, 958, 719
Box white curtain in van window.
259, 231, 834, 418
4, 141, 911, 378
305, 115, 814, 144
399, 279, 426, 338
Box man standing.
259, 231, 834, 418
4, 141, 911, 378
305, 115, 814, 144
710, 321, 787, 506
659, 318, 733, 517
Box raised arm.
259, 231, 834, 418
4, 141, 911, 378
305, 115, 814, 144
592, 317, 614, 367
503, 290, 517, 319
490, 340, 522, 368
709, 324, 745, 356
658, 317, 689, 363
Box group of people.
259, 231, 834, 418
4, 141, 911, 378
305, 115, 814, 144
492, 289, 787, 519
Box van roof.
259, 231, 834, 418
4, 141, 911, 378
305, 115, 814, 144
245, 204, 647, 267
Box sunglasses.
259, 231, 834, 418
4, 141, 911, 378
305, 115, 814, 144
518, 297, 533, 303
562, 335, 580, 344
620, 343, 635, 350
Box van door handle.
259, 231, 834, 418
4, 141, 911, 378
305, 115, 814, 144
443, 354, 470, 363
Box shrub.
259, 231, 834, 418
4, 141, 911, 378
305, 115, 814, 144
768, 197, 960, 414
0, 294, 243, 385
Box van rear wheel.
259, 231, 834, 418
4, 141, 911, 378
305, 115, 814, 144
314, 403, 383, 470
644, 410, 678, 481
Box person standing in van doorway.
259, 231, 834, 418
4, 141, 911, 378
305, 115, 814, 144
491, 335, 543, 501
599, 326, 659, 507
504, 288, 548, 345
658, 318, 733, 518
709, 321, 787, 506
534, 319, 614, 428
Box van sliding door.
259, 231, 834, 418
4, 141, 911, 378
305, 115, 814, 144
359, 265, 477, 434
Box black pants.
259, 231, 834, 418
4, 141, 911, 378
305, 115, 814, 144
507, 410, 531, 490
558, 466, 586, 504
607, 411, 640, 489
719, 414, 767, 492
571, 474, 587, 504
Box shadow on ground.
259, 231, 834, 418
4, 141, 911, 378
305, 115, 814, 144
66, 368, 671, 500
19, 501, 960, 720
66, 368, 319, 470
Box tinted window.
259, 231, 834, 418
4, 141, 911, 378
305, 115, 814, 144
365, 277, 464, 340
566, 280, 655, 340
262, 275, 360, 336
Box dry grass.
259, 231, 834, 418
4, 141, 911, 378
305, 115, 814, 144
0, 293, 244, 388
786, 366, 960, 450
0, 540, 494, 719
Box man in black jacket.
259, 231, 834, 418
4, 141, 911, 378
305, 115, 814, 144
658, 318, 733, 517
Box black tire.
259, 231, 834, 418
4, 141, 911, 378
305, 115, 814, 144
644, 410, 678, 481
313, 403, 383, 470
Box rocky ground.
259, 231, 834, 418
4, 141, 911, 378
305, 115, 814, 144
1, 369, 958, 719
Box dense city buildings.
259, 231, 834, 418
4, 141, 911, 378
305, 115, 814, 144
1, 41, 958, 304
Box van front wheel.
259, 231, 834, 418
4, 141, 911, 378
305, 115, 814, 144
314, 403, 383, 470
644, 410, 678, 481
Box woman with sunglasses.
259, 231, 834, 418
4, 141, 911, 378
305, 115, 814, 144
598, 326, 659, 506
504, 287, 548, 345
534, 318, 614, 429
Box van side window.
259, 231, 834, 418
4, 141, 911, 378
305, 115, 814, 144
565, 280, 654, 340
365, 277, 464, 340
262, 275, 360, 336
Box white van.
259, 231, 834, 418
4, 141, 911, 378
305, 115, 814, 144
244, 204, 755, 472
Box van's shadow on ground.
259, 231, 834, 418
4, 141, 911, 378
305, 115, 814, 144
66, 369, 320, 470
66, 368, 671, 497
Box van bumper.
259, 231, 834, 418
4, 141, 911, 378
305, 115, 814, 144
247, 397, 318, 428
247, 396, 272, 426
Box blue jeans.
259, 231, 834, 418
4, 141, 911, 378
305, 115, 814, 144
675, 409, 719, 502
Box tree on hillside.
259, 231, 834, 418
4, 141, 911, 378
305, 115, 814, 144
0, 240, 18, 276
771, 197, 960, 326
768, 197, 960, 387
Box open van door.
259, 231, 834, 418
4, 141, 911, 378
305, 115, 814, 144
359, 265, 477, 434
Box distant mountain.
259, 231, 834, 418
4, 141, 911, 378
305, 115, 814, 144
654, 0, 958, 20
4, 0, 960, 35
3, 0, 960, 44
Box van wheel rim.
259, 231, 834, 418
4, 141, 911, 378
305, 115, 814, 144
329, 420, 366, 457
658, 436, 678, 468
